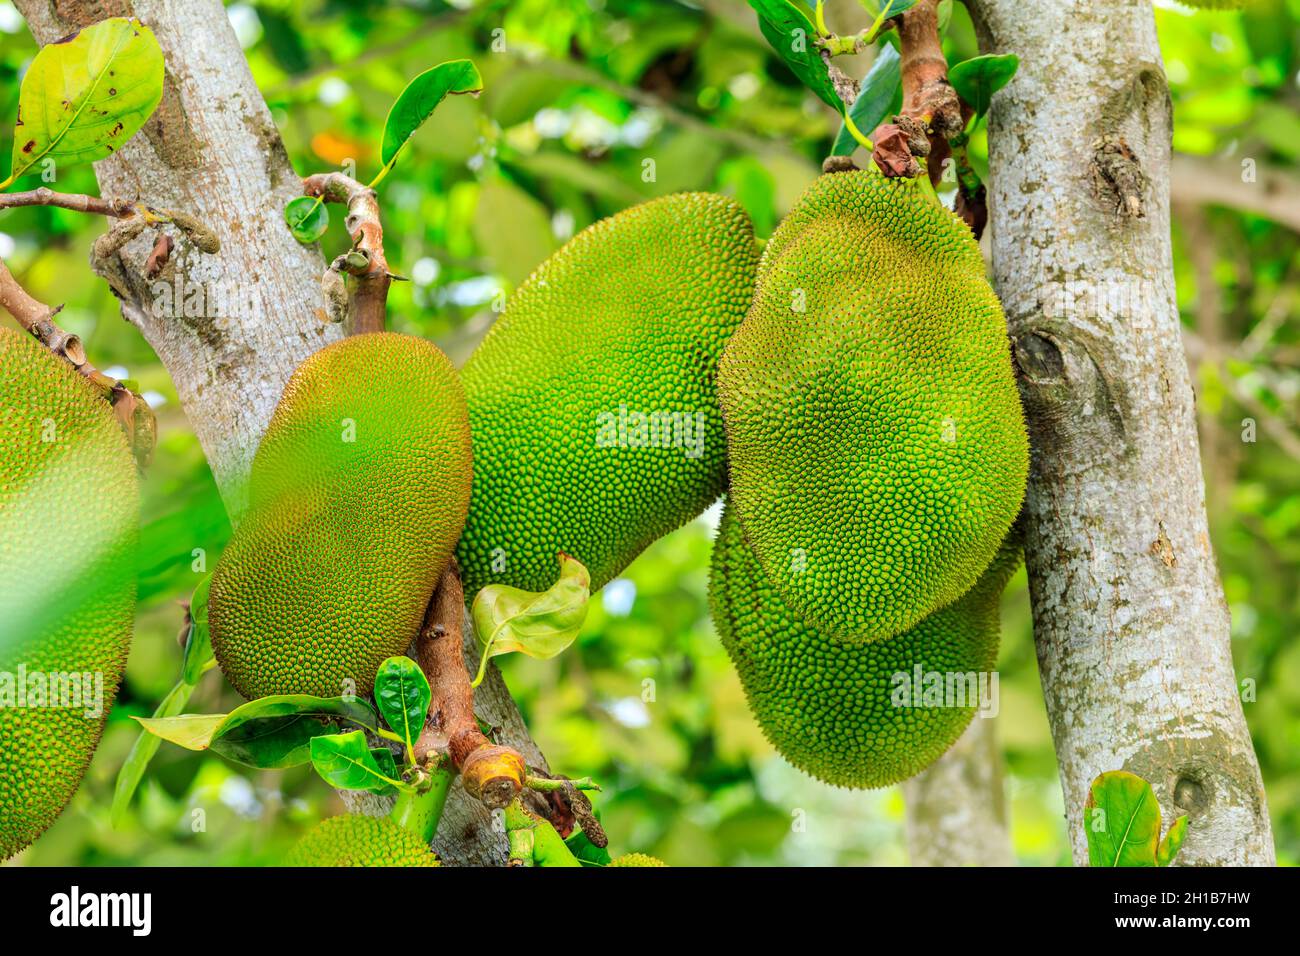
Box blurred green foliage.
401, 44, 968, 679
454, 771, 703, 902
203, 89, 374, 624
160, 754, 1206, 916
0, 0, 1296, 866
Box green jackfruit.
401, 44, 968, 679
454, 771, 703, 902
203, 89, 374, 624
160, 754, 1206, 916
709, 500, 1020, 789
609, 852, 668, 867
1176, 1, 1252, 8
718, 170, 1027, 643
209, 332, 472, 700
284, 815, 439, 867
0, 328, 138, 859
456, 193, 759, 595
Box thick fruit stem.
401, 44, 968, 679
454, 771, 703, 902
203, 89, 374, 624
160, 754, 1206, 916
389, 764, 454, 843
414, 560, 527, 810
301, 172, 393, 335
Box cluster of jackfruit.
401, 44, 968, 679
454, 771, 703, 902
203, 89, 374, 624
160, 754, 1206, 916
709, 169, 1028, 788
284, 814, 440, 867
0, 328, 139, 860
208, 332, 472, 700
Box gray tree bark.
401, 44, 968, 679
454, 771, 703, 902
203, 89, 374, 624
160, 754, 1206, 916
903, 717, 1014, 866
15, 0, 543, 866
966, 0, 1274, 864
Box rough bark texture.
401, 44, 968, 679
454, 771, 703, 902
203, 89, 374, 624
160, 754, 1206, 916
17, 0, 335, 519
903, 718, 1014, 866
15, 0, 545, 866
967, 0, 1274, 865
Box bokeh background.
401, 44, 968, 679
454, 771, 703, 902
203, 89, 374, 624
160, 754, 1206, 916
1, 0, 1296, 866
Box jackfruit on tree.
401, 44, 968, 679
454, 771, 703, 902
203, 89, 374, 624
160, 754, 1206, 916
208, 332, 472, 700
0, 328, 139, 859
456, 193, 760, 596
717, 169, 1028, 644
709, 500, 1020, 789
284, 814, 439, 867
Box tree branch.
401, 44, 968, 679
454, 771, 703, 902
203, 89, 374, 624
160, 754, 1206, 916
903, 718, 1014, 866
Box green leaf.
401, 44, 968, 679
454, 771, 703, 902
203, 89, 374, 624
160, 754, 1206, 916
374, 59, 483, 186
747, 0, 843, 112
832, 43, 901, 156
284, 196, 329, 244
3, 17, 164, 190
937, 0, 954, 35
565, 827, 612, 867
371, 747, 400, 781
111, 678, 195, 827
135, 694, 378, 769
472, 554, 591, 665
1083, 770, 1161, 867
310, 731, 404, 795
374, 656, 430, 757
1157, 815, 1189, 866
948, 53, 1020, 119
181, 573, 213, 686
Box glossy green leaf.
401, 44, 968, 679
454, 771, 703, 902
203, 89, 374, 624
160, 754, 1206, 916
371, 747, 400, 781
310, 731, 404, 795
948, 53, 1020, 119
1084, 770, 1161, 867
374, 59, 483, 186
135, 694, 379, 769
747, 0, 843, 111
111, 678, 195, 827
1157, 814, 1189, 866
181, 573, 213, 686
284, 196, 329, 244
832, 43, 901, 156
374, 655, 430, 756
473, 553, 591, 663
4, 17, 164, 190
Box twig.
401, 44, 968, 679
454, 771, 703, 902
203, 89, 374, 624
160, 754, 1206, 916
0, 186, 136, 217
302, 172, 392, 335
413, 560, 527, 810
0, 256, 156, 465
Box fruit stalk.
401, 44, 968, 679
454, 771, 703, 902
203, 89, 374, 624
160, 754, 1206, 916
302, 171, 393, 335
413, 560, 528, 810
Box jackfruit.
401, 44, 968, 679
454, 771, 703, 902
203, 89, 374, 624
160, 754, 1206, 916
456, 193, 759, 595
1176, 1, 1252, 8
0, 327, 138, 859
709, 500, 1020, 789
209, 332, 472, 700
717, 169, 1027, 643
284, 814, 439, 867
609, 852, 668, 867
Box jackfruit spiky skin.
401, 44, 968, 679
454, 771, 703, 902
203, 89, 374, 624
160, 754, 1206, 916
0, 328, 138, 860
456, 193, 759, 596
609, 852, 668, 867
717, 170, 1027, 644
284, 815, 439, 867
709, 500, 1020, 789
209, 332, 472, 700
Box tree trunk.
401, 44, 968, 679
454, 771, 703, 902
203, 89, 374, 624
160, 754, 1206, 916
903, 717, 1014, 866
15, 0, 544, 866
966, 0, 1274, 865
